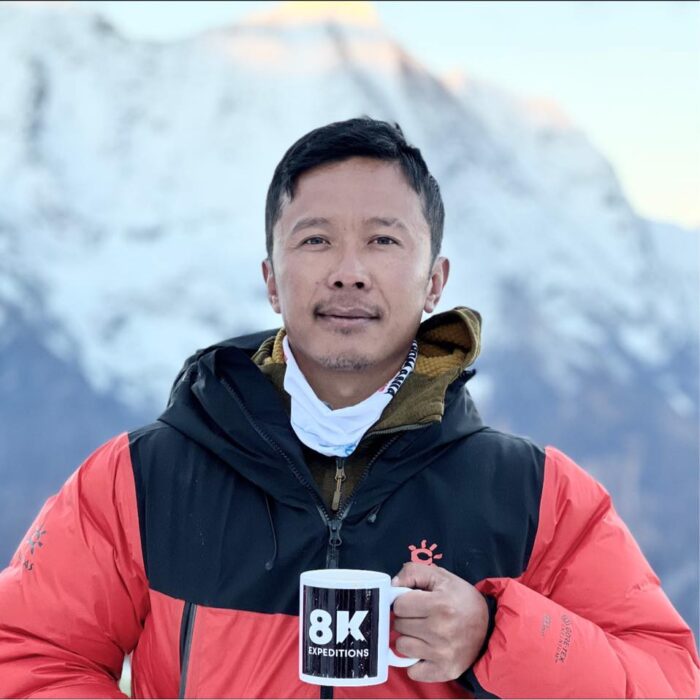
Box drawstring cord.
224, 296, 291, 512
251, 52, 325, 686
263, 493, 278, 571
366, 502, 383, 524
462, 367, 477, 382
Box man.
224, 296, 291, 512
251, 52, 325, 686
0, 117, 697, 698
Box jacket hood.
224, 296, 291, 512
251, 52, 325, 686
157, 306, 487, 516
252, 305, 483, 434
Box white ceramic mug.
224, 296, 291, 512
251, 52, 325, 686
299, 568, 419, 687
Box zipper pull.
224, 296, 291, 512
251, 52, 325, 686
331, 458, 346, 512
328, 519, 343, 547
326, 519, 343, 568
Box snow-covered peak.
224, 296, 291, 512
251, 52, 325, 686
240, 1, 382, 30
0, 1, 695, 414
520, 96, 573, 131
442, 68, 574, 132
206, 0, 398, 81
440, 65, 630, 220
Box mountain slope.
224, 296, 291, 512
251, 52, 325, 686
0, 1, 697, 636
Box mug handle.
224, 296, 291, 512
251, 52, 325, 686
386, 585, 420, 667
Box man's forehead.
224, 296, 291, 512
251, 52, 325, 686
291, 157, 409, 192
277, 163, 423, 229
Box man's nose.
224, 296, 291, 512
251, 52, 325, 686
326, 250, 371, 290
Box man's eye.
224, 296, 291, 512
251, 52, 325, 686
373, 236, 398, 245
302, 236, 327, 245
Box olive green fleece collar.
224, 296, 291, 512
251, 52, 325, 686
252, 306, 482, 433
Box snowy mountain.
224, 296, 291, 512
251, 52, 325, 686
0, 1, 697, 635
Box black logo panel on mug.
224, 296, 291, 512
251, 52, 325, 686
302, 586, 380, 679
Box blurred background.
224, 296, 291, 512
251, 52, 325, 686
0, 0, 698, 660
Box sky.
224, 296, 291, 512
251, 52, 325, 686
79, 0, 700, 229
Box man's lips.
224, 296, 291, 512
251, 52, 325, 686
318, 313, 379, 319
316, 308, 380, 320
315, 309, 381, 328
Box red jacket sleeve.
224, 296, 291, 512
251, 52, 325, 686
471, 445, 700, 698
0, 433, 150, 698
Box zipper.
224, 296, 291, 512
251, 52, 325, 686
178, 601, 198, 698
331, 457, 346, 512
317, 431, 420, 700
323, 433, 399, 567
220, 376, 332, 524
323, 430, 407, 569
326, 517, 343, 569
219, 377, 426, 700
336, 431, 405, 520
221, 374, 427, 524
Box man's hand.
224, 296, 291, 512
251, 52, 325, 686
391, 562, 489, 683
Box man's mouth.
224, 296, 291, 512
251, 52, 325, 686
316, 307, 380, 320
318, 313, 378, 320
315, 308, 380, 327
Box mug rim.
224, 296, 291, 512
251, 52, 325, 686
300, 568, 389, 588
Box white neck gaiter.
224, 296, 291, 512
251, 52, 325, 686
282, 335, 418, 457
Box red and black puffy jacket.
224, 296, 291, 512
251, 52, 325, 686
1, 329, 698, 698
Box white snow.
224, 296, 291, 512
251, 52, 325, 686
0, 2, 696, 412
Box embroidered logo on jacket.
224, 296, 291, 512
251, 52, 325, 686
408, 539, 443, 565
20, 525, 47, 571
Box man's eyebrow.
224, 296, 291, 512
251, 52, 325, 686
289, 215, 409, 237
289, 217, 332, 236
363, 216, 409, 232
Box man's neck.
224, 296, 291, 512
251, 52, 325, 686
291, 345, 410, 410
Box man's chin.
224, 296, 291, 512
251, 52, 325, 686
313, 353, 374, 372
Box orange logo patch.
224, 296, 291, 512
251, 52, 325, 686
408, 539, 443, 565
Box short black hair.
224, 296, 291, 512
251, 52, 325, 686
265, 116, 444, 267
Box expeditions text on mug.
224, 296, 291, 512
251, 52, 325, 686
299, 569, 419, 687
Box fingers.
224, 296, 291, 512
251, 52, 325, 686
407, 659, 453, 683
395, 636, 455, 683
392, 561, 444, 591
390, 563, 484, 683
394, 633, 431, 661
392, 589, 432, 618
393, 616, 430, 642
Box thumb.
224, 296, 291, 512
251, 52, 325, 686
392, 562, 443, 591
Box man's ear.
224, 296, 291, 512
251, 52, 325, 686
423, 256, 450, 314
261, 258, 281, 314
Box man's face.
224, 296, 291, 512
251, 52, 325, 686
262, 156, 449, 374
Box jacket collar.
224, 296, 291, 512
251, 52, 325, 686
157, 307, 486, 516
252, 306, 483, 434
